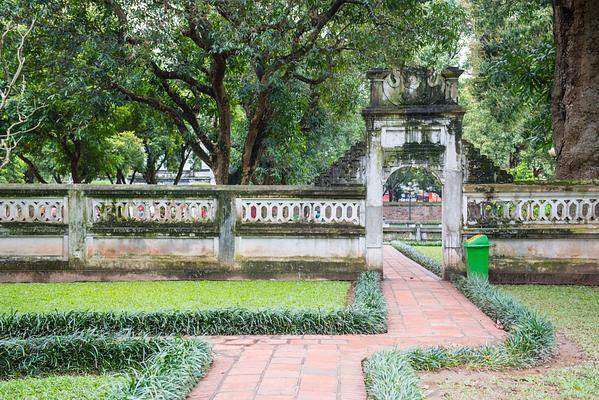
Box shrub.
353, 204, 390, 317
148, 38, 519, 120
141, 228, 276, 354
0, 333, 212, 400
363, 275, 555, 400
391, 241, 442, 277
0, 272, 386, 338
399, 240, 442, 247
363, 350, 423, 400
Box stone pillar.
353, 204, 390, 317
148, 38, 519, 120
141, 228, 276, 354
218, 192, 236, 268
442, 123, 464, 278
365, 123, 384, 270
67, 187, 87, 268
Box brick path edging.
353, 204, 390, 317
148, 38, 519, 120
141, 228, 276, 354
188, 246, 504, 400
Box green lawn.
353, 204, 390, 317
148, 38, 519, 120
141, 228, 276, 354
437, 285, 599, 399
0, 374, 123, 400
0, 280, 351, 313
412, 245, 442, 262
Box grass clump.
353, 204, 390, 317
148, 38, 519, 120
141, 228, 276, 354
363, 350, 423, 400
391, 241, 442, 277
437, 285, 599, 399
0, 272, 386, 337
0, 280, 350, 313
500, 285, 599, 357
398, 240, 442, 247
363, 276, 556, 400
409, 245, 442, 262
0, 374, 122, 400
0, 333, 211, 400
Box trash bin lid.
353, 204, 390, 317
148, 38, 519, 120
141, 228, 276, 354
464, 234, 489, 248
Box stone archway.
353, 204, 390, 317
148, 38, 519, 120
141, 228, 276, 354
362, 67, 465, 278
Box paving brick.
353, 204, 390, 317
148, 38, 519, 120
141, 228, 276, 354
187, 246, 505, 400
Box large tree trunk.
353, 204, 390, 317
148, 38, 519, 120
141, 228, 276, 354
552, 0, 599, 179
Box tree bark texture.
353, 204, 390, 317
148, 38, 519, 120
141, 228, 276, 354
552, 0, 599, 179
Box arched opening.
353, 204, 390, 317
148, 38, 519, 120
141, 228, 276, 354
383, 166, 443, 246
362, 66, 465, 276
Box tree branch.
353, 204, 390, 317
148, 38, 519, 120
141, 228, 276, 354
18, 154, 47, 183
0, 19, 35, 111
111, 81, 189, 135
150, 62, 215, 98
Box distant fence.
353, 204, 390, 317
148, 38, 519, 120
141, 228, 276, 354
383, 223, 441, 242
0, 185, 367, 282
463, 183, 599, 285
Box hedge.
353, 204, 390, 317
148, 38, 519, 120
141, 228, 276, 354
398, 240, 442, 247
0, 271, 386, 338
363, 275, 556, 400
0, 333, 211, 400
391, 240, 442, 277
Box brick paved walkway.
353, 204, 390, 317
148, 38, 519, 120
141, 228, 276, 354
188, 246, 504, 400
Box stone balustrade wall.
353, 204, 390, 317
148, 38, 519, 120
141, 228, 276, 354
0, 185, 368, 282
463, 183, 599, 285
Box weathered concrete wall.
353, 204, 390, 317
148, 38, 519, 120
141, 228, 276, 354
383, 203, 442, 222
463, 183, 599, 285
0, 185, 368, 282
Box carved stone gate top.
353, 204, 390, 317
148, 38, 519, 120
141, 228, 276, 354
362, 67, 465, 186
366, 66, 463, 107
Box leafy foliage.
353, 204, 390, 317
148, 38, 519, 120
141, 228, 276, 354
384, 166, 442, 201
363, 350, 423, 400
0, 333, 212, 400
463, 0, 555, 179
391, 241, 442, 277
363, 275, 556, 400
400, 240, 442, 247
1, 0, 466, 185
0, 272, 386, 337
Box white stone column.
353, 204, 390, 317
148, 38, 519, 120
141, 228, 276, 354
442, 125, 464, 277
365, 123, 384, 270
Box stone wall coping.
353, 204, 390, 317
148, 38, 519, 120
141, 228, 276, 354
464, 183, 599, 194
0, 184, 366, 199
463, 225, 599, 238
362, 104, 466, 117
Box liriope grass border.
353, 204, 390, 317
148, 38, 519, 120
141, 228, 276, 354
363, 275, 556, 400
0, 271, 386, 338
396, 240, 442, 247
0, 332, 212, 400
391, 240, 442, 277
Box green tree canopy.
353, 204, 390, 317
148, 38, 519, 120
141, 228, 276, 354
2, 0, 466, 184
462, 0, 555, 179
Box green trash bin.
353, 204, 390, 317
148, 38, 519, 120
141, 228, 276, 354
464, 234, 490, 279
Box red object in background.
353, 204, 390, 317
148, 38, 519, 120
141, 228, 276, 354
428, 192, 441, 202
383, 193, 390, 202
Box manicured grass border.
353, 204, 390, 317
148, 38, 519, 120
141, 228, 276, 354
397, 240, 442, 247
0, 272, 386, 337
0, 280, 351, 313
363, 275, 556, 400
0, 332, 211, 399
391, 240, 442, 277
